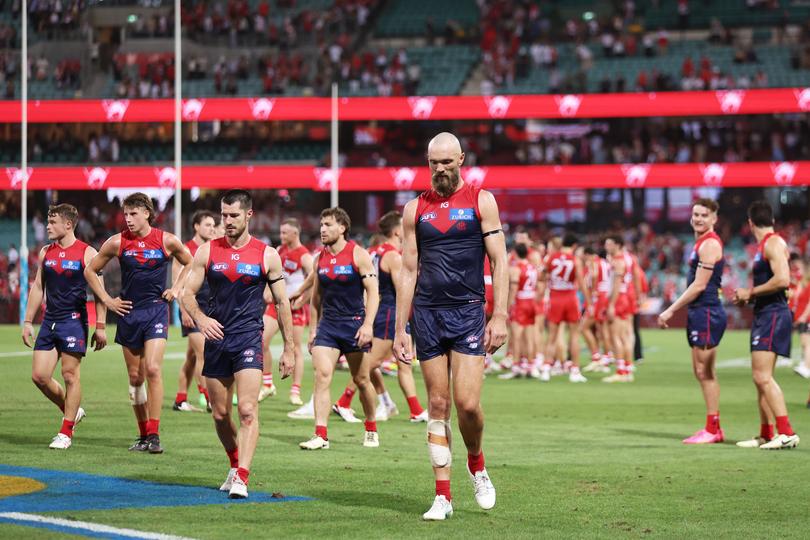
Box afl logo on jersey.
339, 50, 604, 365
419, 212, 437, 223
45, 260, 58, 267
212, 262, 229, 272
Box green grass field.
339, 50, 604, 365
1, 325, 809, 539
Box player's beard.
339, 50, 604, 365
431, 169, 460, 198
226, 223, 246, 239
322, 234, 339, 246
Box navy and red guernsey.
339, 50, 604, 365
118, 227, 170, 309
185, 238, 210, 308
414, 182, 484, 309
687, 231, 724, 308
205, 236, 268, 334
42, 239, 89, 321
317, 240, 365, 320
371, 242, 398, 307
752, 232, 787, 311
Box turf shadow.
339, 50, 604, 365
310, 488, 423, 514
611, 427, 684, 441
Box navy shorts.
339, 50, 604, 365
686, 305, 727, 349
313, 316, 370, 355
374, 306, 396, 340
181, 324, 199, 338
751, 305, 793, 358
203, 329, 263, 379
34, 318, 88, 356
411, 303, 486, 361
115, 303, 169, 350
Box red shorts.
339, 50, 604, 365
265, 302, 309, 327
547, 291, 580, 324
614, 293, 633, 320
510, 299, 536, 326
589, 292, 610, 322
627, 291, 639, 315
534, 300, 546, 318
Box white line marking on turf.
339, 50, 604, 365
0, 512, 197, 540
0, 351, 30, 358
716, 357, 794, 369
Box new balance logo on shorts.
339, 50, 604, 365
155, 323, 165, 335
243, 349, 255, 362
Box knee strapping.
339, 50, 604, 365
129, 384, 147, 405
427, 418, 452, 468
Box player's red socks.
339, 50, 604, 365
616, 359, 629, 375
406, 395, 424, 416
175, 392, 187, 405
467, 452, 485, 474
291, 383, 301, 396
705, 414, 720, 434
315, 425, 328, 440
760, 423, 775, 440
775, 416, 795, 436
137, 420, 148, 438
236, 467, 250, 485
364, 420, 377, 433
262, 373, 274, 387
197, 384, 209, 403
336, 386, 356, 408
59, 419, 75, 438
435, 480, 451, 501
226, 447, 239, 468
146, 418, 160, 436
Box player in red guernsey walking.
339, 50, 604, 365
23, 204, 108, 450
85, 193, 193, 454
603, 235, 641, 383
259, 217, 313, 406
173, 210, 217, 412
499, 243, 538, 379
183, 190, 295, 498
395, 132, 508, 521
537, 233, 589, 383
582, 247, 612, 373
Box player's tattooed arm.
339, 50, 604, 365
182, 242, 224, 341
84, 234, 132, 317
21, 246, 48, 348
394, 199, 418, 363
480, 189, 508, 353
265, 246, 295, 378
163, 232, 193, 302
84, 245, 108, 351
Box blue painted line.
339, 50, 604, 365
0, 464, 312, 513
0, 516, 134, 539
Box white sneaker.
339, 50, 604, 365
410, 410, 429, 423
602, 373, 634, 383
736, 436, 768, 448
287, 398, 315, 419
49, 433, 72, 450
375, 402, 389, 422
386, 402, 399, 418
422, 495, 453, 521
528, 365, 542, 379
539, 366, 551, 382
793, 364, 810, 379
258, 384, 277, 402
331, 404, 362, 423
289, 393, 304, 406
467, 466, 496, 510
299, 435, 330, 450
550, 362, 564, 376
219, 467, 238, 491
569, 371, 588, 383
363, 431, 379, 448
173, 401, 204, 412
484, 363, 502, 375
74, 407, 86, 427
582, 361, 601, 373
759, 433, 800, 450
228, 475, 248, 499
497, 371, 521, 380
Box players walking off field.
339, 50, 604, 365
85, 193, 193, 454
395, 132, 508, 520
182, 189, 296, 498
658, 199, 727, 444
23, 204, 108, 450
733, 201, 800, 449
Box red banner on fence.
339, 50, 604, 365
1, 88, 808, 123
3, 162, 807, 190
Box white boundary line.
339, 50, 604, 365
0, 512, 196, 540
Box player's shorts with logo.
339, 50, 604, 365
411, 303, 486, 360
115, 302, 169, 349
313, 316, 371, 354
510, 299, 536, 326
547, 291, 581, 324
34, 317, 88, 355
203, 329, 263, 378
751, 304, 793, 358
265, 302, 310, 327
686, 305, 727, 348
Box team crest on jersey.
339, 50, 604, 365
334, 265, 353, 275
237, 263, 260, 277
61, 260, 81, 271
450, 208, 475, 221
419, 212, 437, 223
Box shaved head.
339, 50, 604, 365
427, 132, 465, 197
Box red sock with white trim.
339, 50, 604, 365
262, 373, 274, 387
291, 383, 301, 396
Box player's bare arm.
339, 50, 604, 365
84, 245, 108, 351
308, 253, 322, 353
659, 238, 721, 328
181, 242, 224, 341
84, 234, 132, 316
507, 265, 520, 309
162, 232, 193, 303
355, 244, 379, 349
21, 246, 48, 348
264, 246, 295, 378
607, 258, 625, 319
735, 236, 790, 304
394, 199, 418, 363
480, 189, 508, 353
173, 245, 196, 328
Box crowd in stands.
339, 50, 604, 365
113, 52, 175, 99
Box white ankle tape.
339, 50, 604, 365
129, 384, 147, 405
427, 418, 451, 468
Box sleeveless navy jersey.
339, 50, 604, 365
206, 236, 268, 334
687, 231, 724, 308
414, 182, 484, 309
41, 239, 89, 321
118, 228, 170, 309
317, 240, 365, 320
185, 239, 209, 307
752, 232, 787, 311
370, 242, 398, 308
